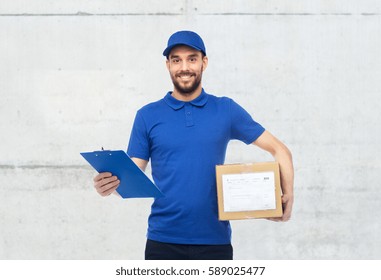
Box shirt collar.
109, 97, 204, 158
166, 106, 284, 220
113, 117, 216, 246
164, 89, 209, 110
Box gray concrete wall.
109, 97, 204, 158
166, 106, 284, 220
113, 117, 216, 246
1, 1, 380, 259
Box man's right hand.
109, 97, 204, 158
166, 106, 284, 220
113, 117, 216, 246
93, 172, 120, 197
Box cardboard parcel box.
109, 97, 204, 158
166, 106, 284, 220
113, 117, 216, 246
216, 162, 283, 220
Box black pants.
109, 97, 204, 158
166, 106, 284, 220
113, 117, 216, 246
145, 239, 233, 260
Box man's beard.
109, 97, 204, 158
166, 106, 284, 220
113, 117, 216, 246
171, 70, 203, 96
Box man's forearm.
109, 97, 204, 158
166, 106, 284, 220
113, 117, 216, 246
274, 144, 294, 197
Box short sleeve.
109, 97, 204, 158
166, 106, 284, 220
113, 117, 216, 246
229, 99, 265, 144
127, 111, 150, 160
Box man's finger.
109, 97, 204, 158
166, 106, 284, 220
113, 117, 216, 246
93, 172, 113, 182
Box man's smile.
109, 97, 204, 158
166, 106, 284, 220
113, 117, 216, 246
176, 72, 195, 81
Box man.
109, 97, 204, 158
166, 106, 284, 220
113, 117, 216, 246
93, 30, 294, 260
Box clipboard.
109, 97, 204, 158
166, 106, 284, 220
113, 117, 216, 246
80, 150, 164, 199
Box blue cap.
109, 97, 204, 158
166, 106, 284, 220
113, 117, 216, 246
163, 30, 206, 57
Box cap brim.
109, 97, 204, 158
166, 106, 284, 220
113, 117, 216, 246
163, 43, 204, 57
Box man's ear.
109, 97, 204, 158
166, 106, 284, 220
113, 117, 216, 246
202, 56, 208, 72
166, 59, 170, 71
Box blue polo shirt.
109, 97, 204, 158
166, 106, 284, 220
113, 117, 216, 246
127, 89, 265, 245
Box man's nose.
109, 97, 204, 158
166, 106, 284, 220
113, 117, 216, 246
180, 61, 189, 71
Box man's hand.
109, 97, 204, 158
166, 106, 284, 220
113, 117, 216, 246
93, 172, 120, 197
267, 193, 294, 222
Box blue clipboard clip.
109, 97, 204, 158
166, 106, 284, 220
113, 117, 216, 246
80, 150, 164, 199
